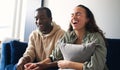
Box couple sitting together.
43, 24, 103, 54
17, 4, 108, 70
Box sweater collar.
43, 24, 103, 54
37, 21, 61, 37
62, 30, 89, 44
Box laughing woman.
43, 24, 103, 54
56, 4, 108, 70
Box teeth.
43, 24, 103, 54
73, 20, 78, 24
73, 20, 78, 23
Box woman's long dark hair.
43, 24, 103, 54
68, 5, 106, 40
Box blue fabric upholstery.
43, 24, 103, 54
5, 64, 16, 70
10, 40, 28, 64
0, 40, 28, 70
0, 43, 11, 70
0, 39, 120, 70
106, 39, 120, 70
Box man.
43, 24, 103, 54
17, 7, 65, 70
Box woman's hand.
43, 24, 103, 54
57, 60, 71, 69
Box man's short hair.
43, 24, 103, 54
36, 7, 52, 18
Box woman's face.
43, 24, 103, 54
71, 7, 89, 30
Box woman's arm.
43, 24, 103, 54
57, 44, 106, 70
83, 33, 107, 70
58, 60, 83, 70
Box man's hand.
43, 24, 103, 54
17, 56, 31, 70
17, 58, 26, 70
17, 63, 24, 70
24, 62, 47, 70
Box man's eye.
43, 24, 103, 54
36, 18, 38, 21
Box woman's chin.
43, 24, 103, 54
73, 27, 79, 30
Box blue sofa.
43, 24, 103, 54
0, 39, 120, 70
0, 40, 28, 70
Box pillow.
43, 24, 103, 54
10, 40, 28, 64
59, 41, 96, 62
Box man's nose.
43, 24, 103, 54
36, 19, 42, 24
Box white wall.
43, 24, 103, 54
0, 0, 15, 40
44, 0, 120, 39
23, 0, 41, 41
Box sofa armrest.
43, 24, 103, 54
10, 40, 28, 64
0, 40, 28, 70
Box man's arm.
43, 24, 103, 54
38, 57, 58, 68
24, 58, 58, 70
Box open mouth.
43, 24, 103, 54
73, 20, 79, 24
73, 22, 77, 24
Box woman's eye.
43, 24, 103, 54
76, 13, 81, 16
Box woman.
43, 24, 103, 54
56, 4, 108, 70
24, 4, 108, 70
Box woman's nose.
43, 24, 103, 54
72, 14, 77, 19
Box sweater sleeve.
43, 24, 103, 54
22, 31, 36, 62
49, 40, 64, 61
83, 33, 107, 70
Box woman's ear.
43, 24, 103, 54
86, 18, 89, 24
87, 18, 89, 22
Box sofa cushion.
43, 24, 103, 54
10, 40, 28, 64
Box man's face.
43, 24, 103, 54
35, 10, 52, 32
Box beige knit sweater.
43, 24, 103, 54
22, 22, 65, 62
